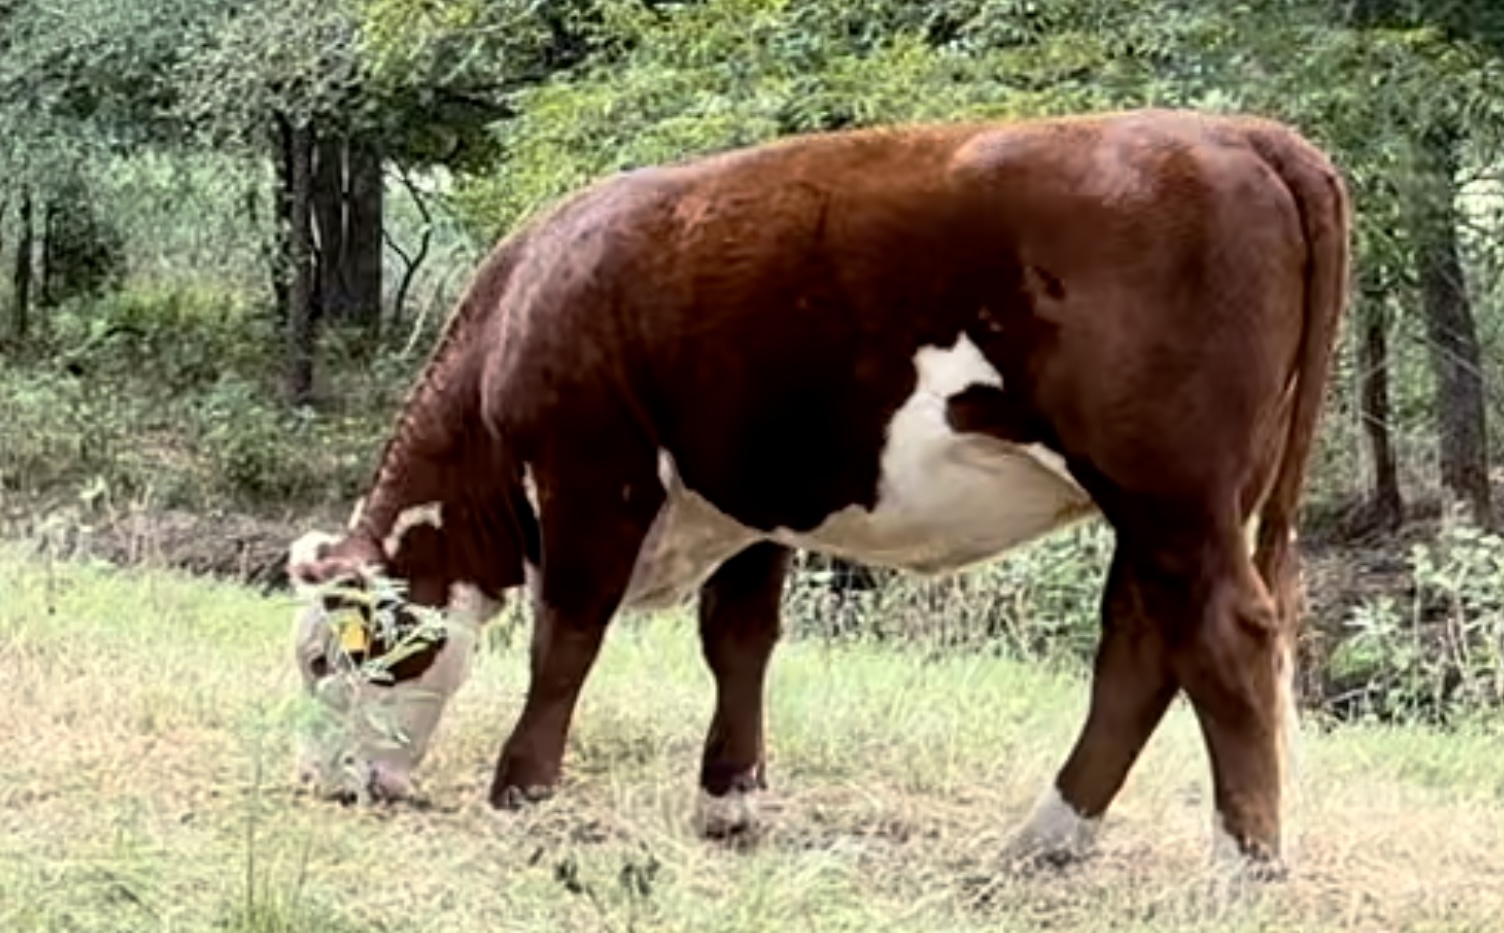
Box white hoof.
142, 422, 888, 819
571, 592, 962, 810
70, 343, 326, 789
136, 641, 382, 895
1210, 815, 1288, 883
694, 786, 760, 839
1001, 786, 1101, 870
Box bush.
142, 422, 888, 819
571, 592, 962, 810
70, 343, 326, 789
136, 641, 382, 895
1328, 511, 1504, 725
47, 284, 278, 392
40, 174, 129, 308
0, 284, 406, 515
782, 521, 1113, 669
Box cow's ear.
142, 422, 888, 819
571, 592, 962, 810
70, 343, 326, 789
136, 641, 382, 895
287, 531, 371, 599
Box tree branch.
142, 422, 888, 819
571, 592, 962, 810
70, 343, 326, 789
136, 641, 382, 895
383, 161, 433, 327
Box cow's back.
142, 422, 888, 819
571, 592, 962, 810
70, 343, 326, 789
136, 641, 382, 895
485, 110, 1316, 543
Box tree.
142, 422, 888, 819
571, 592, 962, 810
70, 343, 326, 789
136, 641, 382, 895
174, 0, 617, 399
1339, 2, 1504, 523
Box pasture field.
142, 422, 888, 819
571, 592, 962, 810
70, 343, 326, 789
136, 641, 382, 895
4, 543, 1504, 932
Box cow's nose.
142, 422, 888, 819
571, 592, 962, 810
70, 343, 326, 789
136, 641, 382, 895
367, 760, 414, 802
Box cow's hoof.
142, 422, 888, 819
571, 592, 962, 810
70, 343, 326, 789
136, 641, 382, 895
488, 782, 556, 811
693, 786, 762, 841
1211, 827, 1290, 885
998, 834, 1096, 876
1233, 856, 1289, 885
999, 788, 1100, 874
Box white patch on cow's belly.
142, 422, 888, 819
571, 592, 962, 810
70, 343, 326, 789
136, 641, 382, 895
776, 336, 1096, 574
779, 438, 1093, 574
618, 335, 1098, 608
620, 452, 758, 611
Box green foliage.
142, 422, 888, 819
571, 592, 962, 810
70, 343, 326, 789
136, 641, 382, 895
0, 286, 401, 511
357, 0, 612, 170
38, 173, 126, 306
1332, 514, 1504, 724
174, 0, 365, 146
451, 0, 1150, 234
0, 367, 137, 497
50, 285, 278, 387
782, 522, 1113, 669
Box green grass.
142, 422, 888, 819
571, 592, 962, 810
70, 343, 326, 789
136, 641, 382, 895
4, 543, 1504, 932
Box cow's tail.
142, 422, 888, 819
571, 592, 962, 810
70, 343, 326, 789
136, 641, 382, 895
1246, 122, 1353, 820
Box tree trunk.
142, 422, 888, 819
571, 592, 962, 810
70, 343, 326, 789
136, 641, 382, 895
311, 130, 349, 325
1414, 123, 1491, 525
1357, 286, 1402, 530
306, 130, 383, 337
40, 196, 56, 308
284, 119, 316, 407
12, 188, 32, 341
345, 134, 385, 338
269, 121, 293, 327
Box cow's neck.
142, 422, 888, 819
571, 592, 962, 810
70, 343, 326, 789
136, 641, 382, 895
348, 309, 494, 601
342, 233, 534, 605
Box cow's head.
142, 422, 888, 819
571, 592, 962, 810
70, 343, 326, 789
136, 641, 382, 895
284, 507, 501, 804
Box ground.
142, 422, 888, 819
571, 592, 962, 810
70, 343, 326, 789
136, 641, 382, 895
5, 543, 1504, 932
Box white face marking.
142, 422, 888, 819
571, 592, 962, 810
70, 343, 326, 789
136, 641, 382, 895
775, 335, 1096, 573
288, 529, 337, 568
383, 501, 444, 558
287, 530, 340, 598
292, 579, 500, 802
1002, 785, 1100, 865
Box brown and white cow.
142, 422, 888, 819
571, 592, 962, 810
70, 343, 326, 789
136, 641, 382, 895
287, 107, 1349, 878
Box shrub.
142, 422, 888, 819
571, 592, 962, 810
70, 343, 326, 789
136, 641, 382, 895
0, 284, 404, 514
782, 521, 1112, 669
1329, 511, 1504, 725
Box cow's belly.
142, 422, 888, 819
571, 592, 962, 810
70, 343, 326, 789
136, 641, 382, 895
775, 438, 1096, 574
618, 334, 1099, 611
620, 439, 1095, 612
620, 476, 762, 611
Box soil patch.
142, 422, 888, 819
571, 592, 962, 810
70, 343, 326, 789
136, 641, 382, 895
0, 495, 347, 592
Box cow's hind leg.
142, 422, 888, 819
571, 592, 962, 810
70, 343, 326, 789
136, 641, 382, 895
1019, 516, 1292, 879
693, 541, 790, 839
487, 465, 665, 810
1165, 532, 1294, 879
1003, 545, 1179, 869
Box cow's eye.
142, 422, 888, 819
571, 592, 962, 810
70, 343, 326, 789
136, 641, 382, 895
309, 654, 330, 678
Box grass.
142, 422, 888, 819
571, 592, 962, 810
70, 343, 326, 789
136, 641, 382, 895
5, 544, 1504, 932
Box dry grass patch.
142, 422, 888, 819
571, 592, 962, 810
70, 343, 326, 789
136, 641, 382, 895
3, 544, 1504, 931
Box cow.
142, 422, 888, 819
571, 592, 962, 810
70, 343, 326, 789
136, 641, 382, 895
286, 107, 1350, 879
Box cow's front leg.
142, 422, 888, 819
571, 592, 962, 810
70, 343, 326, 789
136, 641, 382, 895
488, 610, 610, 807
694, 542, 790, 838
488, 464, 664, 809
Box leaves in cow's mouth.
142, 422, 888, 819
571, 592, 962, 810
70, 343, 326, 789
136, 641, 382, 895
307, 571, 449, 685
